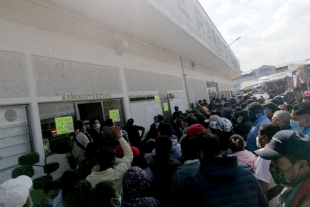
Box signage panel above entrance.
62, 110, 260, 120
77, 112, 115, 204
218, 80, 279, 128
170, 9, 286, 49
62, 93, 111, 101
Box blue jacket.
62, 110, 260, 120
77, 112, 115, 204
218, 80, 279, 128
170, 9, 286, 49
246, 115, 270, 152
303, 127, 310, 138
190, 157, 268, 207
173, 160, 200, 206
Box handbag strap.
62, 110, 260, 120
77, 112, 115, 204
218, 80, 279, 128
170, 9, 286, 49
72, 131, 86, 150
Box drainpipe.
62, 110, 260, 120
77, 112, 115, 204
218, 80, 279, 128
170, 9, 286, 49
180, 57, 191, 107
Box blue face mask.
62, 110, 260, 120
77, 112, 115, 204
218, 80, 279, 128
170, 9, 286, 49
290, 119, 304, 132
112, 196, 122, 207
47, 199, 54, 206
46, 195, 54, 207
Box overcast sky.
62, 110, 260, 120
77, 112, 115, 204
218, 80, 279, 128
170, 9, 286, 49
198, 0, 310, 72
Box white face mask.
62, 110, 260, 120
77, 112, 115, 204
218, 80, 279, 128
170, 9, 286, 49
95, 123, 100, 130
111, 195, 122, 207
256, 135, 262, 148
237, 117, 243, 123
155, 122, 160, 126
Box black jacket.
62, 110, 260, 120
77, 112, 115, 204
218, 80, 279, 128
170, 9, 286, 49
190, 157, 268, 207
88, 128, 101, 144
150, 155, 180, 207
235, 111, 252, 140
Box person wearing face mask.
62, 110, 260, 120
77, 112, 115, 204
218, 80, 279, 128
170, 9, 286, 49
220, 98, 225, 106
146, 116, 160, 140
282, 90, 299, 106
86, 127, 133, 195
253, 123, 281, 207
34, 181, 60, 207
94, 181, 122, 207
71, 120, 93, 162
246, 102, 271, 152
189, 132, 268, 207
0, 175, 33, 207
255, 130, 310, 207
271, 110, 291, 130
88, 118, 101, 144
290, 102, 310, 138
234, 109, 252, 140
263, 102, 278, 120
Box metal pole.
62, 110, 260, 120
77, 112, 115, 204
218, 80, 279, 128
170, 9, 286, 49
180, 57, 191, 107
225, 37, 241, 48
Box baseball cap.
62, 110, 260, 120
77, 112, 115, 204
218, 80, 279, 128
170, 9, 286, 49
255, 130, 310, 160
205, 115, 220, 123
187, 124, 206, 137
282, 90, 295, 97
0, 175, 32, 207
116, 145, 140, 158
127, 118, 134, 125
303, 91, 310, 96
209, 118, 233, 132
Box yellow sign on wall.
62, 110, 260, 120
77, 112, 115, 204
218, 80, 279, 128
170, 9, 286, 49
163, 103, 169, 111
109, 110, 120, 122
55, 116, 74, 135
154, 95, 160, 105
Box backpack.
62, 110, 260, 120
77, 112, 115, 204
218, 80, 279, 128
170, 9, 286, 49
72, 130, 93, 151
67, 131, 93, 169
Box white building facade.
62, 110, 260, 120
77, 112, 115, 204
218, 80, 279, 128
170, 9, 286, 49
0, 0, 240, 182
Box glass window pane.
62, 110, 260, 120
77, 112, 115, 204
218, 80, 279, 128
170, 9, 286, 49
39, 103, 76, 139
102, 99, 124, 127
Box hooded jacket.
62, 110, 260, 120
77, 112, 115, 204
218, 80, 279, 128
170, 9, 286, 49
190, 156, 268, 207
228, 150, 257, 171
247, 115, 270, 152
150, 155, 180, 207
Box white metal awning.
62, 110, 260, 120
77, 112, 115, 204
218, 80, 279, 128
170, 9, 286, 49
39, 0, 241, 78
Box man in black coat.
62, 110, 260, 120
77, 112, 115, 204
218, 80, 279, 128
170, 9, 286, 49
187, 132, 268, 207
235, 109, 253, 140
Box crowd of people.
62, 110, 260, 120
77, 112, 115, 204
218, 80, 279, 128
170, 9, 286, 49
1, 87, 310, 207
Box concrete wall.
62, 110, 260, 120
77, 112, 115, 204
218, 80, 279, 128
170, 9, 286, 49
0, 0, 234, 182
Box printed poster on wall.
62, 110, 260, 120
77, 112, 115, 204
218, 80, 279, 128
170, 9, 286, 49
163, 103, 169, 111
154, 95, 160, 104
55, 116, 74, 135
109, 109, 120, 122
